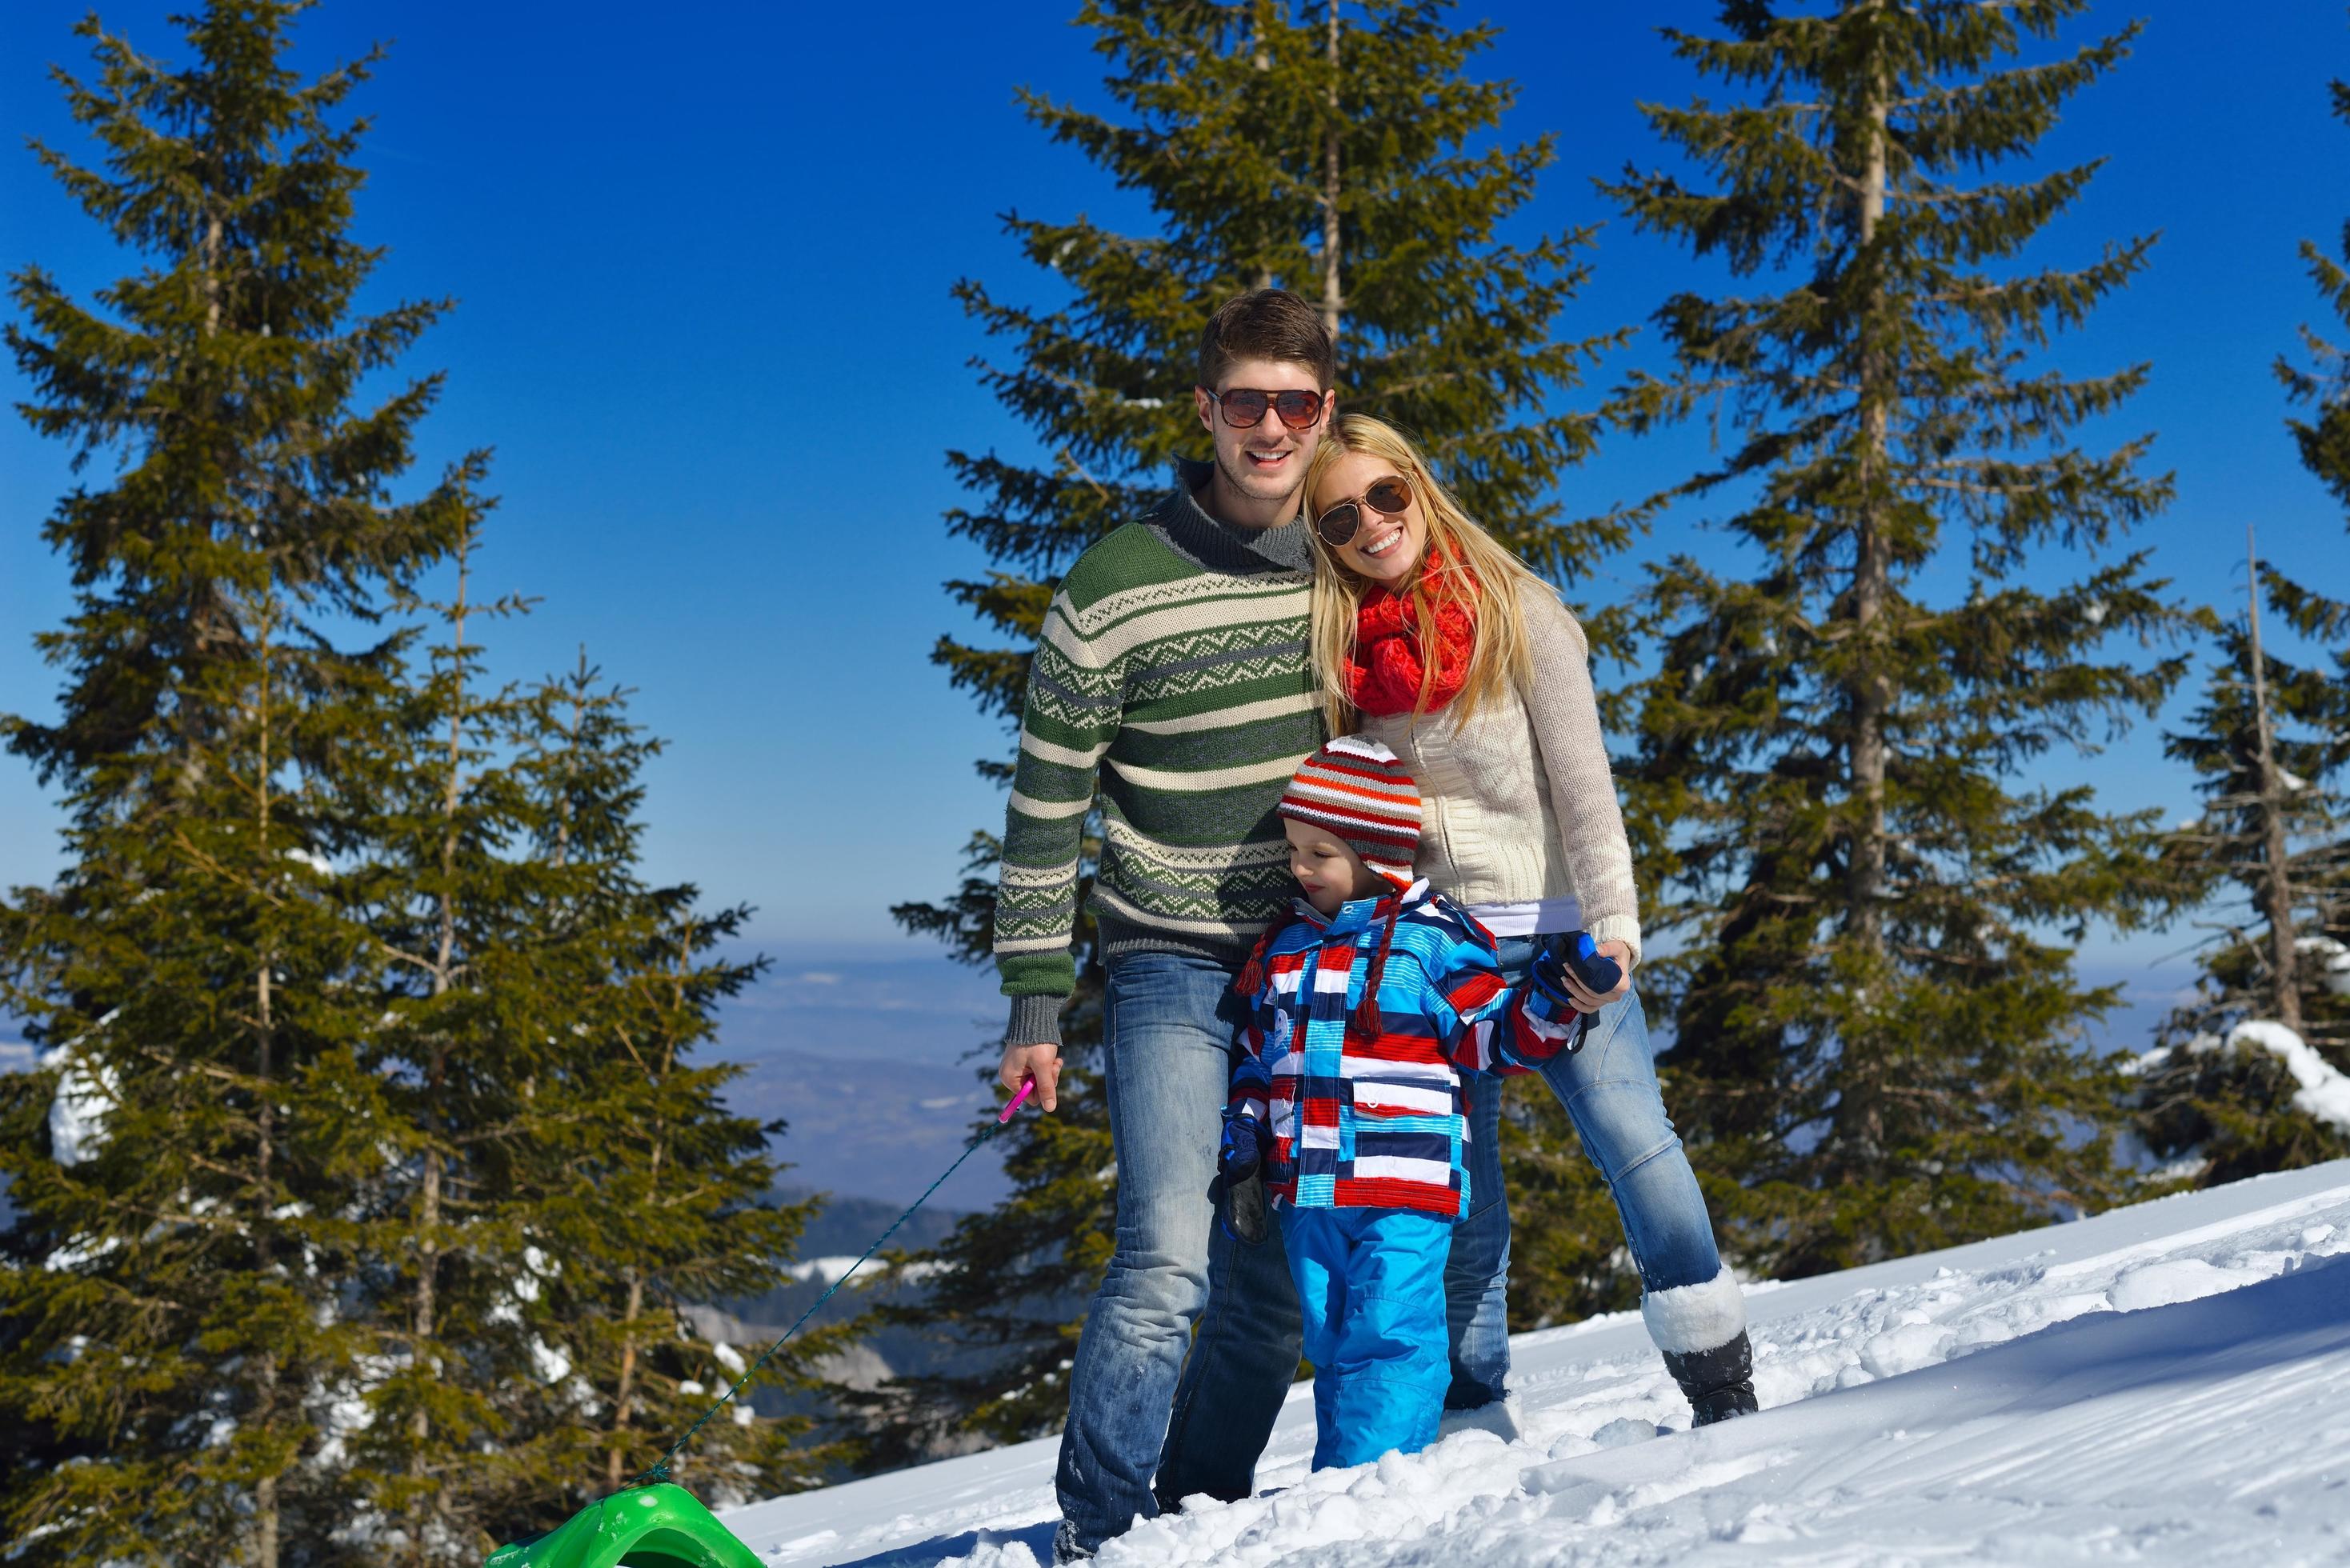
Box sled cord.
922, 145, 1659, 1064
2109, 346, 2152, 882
627, 1082, 1033, 1490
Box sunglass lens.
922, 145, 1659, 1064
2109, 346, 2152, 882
1271, 390, 1323, 430
1365, 478, 1412, 514
1219, 389, 1271, 427
1315, 501, 1363, 547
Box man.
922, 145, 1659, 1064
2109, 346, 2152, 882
993, 288, 1332, 1562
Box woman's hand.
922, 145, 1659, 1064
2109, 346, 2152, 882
998, 1041, 1063, 1114
1559, 939, 1635, 1014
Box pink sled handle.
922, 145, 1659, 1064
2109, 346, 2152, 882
999, 1078, 1035, 1123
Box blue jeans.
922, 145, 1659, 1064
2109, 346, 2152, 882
1443, 936, 1723, 1406
1283, 1206, 1451, 1469
1053, 950, 1302, 1558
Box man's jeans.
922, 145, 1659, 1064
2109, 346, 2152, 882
1443, 935, 1723, 1406
1053, 950, 1302, 1558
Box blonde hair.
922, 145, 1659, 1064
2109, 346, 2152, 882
1304, 414, 1543, 735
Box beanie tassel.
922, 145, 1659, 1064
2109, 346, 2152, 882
1348, 894, 1401, 1043
1233, 916, 1290, 1002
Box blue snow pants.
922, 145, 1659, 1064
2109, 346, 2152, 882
1280, 1206, 1453, 1470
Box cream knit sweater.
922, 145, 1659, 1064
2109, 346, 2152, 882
1357, 580, 1643, 966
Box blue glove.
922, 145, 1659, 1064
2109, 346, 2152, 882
1534, 930, 1623, 1010
1213, 1110, 1269, 1246
1219, 1111, 1263, 1184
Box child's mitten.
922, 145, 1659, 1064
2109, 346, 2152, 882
1529, 931, 1625, 1056
1213, 1111, 1270, 1247
1533, 930, 1623, 1009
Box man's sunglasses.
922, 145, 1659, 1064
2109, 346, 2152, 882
1199, 385, 1327, 431
1315, 476, 1415, 548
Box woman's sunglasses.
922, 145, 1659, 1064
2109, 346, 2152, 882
1315, 476, 1415, 547
1199, 385, 1327, 431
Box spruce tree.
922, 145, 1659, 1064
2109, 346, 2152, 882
2136, 50, 2350, 1182
0, 592, 404, 1565
886, 0, 1624, 1449
2270, 43, 2350, 1012
5, 3, 461, 798
332, 520, 590, 1561
500, 659, 843, 1520
2136, 538, 2348, 1183
1, 6, 463, 1561
1605, 0, 2189, 1278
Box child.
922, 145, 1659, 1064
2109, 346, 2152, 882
1221, 736, 1587, 1470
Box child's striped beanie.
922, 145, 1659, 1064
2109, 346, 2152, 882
1278, 735, 1423, 891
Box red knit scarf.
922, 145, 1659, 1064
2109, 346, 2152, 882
1343, 562, 1478, 719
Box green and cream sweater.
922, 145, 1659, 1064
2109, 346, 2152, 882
997, 460, 1326, 1047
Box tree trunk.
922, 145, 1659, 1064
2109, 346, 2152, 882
2246, 526, 2304, 1032
1847, 14, 1893, 961
253, 606, 282, 1568
606, 1266, 649, 1490
410, 536, 471, 1554
1321, 3, 1343, 346
204, 210, 223, 339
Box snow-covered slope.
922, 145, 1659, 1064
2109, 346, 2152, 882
721, 1161, 2350, 1565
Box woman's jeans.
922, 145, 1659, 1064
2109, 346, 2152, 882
1442, 934, 1723, 1408
1054, 950, 1302, 1558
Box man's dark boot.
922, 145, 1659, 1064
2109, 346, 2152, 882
1661, 1330, 1759, 1427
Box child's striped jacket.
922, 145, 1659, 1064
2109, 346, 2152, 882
1227, 879, 1584, 1222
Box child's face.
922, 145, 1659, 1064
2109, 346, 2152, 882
1283, 818, 1387, 916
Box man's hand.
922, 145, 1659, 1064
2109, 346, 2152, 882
998, 1042, 1063, 1113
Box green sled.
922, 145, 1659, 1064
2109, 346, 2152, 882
482, 1483, 763, 1568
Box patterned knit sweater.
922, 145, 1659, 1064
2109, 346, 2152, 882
995, 461, 1327, 1046
1226, 882, 1580, 1221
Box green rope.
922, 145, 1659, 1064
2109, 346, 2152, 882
627, 1110, 1015, 1490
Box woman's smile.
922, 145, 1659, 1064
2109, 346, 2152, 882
1315, 450, 1427, 584
1354, 518, 1409, 561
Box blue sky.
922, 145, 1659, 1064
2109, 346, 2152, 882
3, 0, 2345, 1017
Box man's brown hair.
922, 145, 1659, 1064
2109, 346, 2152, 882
1197, 288, 1336, 391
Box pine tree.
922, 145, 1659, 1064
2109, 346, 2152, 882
2136, 537, 2349, 1183
1604, 0, 2191, 1278
501, 659, 845, 1521
1, 6, 464, 1561
5, 3, 461, 798
330, 518, 595, 1562
2135, 47, 2350, 1182
0, 591, 405, 1565
2270, 42, 2350, 1013
884, 0, 1623, 1449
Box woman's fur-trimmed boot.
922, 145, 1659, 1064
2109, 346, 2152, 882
1641, 1266, 1758, 1426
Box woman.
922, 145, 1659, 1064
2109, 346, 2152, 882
1299, 414, 1756, 1429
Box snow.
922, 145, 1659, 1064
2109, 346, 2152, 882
789, 1254, 945, 1286
41, 1009, 122, 1166
717, 1159, 2350, 1566
2300, 935, 2350, 998
2226, 1022, 2350, 1132
529, 1337, 574, 1385
2135, 1020, 2350, 1136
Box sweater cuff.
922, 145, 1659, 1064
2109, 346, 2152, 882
1589, 914, 1643, 974
1005, 991, 1067, 1050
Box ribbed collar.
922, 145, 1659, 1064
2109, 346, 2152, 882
1291, 877, 1432, 936
1150, 457, 1314, 575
